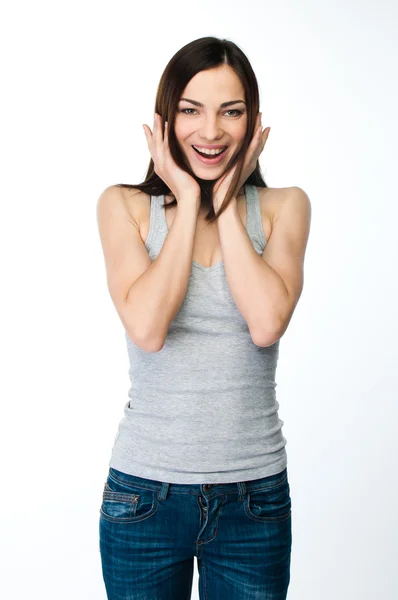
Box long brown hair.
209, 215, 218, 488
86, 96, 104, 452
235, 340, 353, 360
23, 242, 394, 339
116, 36, 268, 224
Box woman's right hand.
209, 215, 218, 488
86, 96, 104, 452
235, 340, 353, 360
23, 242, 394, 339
143, 113, 201, 206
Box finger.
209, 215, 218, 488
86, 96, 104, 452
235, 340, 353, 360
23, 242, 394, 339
153, 112, 164, 146
261, 127, 270, 147
245, 127, 264, 168
152, 113, 158, 143
252, 124, 262, 144
152, 113, 165, 167
142, 123, 153, 155
142, 123, 149, 140
256, 125, 270, 149
247, 125, 262, 156
256, 128, 268, 156
163, 121, 169, 152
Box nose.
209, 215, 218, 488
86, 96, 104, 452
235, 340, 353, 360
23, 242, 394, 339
198, 116, 224, 141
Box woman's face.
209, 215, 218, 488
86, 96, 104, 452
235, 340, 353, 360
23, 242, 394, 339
174, 65, 248, 182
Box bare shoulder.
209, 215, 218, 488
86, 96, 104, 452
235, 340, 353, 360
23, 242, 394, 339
257, 185, 311, 224
97, 185, 151, 229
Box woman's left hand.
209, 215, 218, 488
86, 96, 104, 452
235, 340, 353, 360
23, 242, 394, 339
213, 112, 270, 211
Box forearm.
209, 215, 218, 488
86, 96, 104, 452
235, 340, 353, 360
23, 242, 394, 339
217, 200, 288, 344
126, 198, 199, 351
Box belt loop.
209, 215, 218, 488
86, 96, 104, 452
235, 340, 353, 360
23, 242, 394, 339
237, 481, 246, 501
158, 482, 169, 501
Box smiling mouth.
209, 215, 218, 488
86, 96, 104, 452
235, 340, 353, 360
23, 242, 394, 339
192, 146, 228, 157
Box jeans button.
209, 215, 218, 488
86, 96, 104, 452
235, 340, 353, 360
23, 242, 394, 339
203, 484, 212, 491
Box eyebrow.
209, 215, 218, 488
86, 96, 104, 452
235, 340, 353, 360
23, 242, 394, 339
179, 98, 246, 108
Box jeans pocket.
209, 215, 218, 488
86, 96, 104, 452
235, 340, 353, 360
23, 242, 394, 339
244, 474, 291, 523
100, 470, 158, 524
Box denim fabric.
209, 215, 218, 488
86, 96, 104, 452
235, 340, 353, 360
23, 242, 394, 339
99, 466, 292, 599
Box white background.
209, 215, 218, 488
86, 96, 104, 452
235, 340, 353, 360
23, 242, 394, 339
1, 0, 397, 598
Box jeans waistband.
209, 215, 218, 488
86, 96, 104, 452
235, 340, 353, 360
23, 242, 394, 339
108, 467, 288, 502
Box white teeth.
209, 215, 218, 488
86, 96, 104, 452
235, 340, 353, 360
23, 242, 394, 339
193, 145, 226, 156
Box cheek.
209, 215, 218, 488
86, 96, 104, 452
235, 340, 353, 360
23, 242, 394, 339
235, 123, 248, 142
226, 119, 247, 145
173, 119, 191, 142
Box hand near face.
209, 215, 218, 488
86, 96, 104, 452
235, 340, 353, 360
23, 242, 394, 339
213, 112, 270, 211
143, 113, 201, 204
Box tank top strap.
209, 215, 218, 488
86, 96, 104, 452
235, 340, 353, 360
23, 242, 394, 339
245, 183, 267, 246
144, 194, 167, 252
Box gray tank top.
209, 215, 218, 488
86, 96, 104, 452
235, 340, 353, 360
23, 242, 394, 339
108, 183, 287, 483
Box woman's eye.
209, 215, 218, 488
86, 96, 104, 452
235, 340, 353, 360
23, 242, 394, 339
179, 108, 242, 117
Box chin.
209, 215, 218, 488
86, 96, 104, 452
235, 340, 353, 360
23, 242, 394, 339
192, 168, 225, 180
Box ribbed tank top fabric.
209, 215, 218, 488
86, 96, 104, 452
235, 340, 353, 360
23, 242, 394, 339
108, 184, 287, 483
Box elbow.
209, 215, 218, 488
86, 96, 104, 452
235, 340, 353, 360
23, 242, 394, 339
252, 334, 280, 348
148, 338, 165, 353
141, 339, 165, 353
140, 328, 166, 353
251, 325, 283, 348
251, 311, 293, 347
127, 327, 165, 353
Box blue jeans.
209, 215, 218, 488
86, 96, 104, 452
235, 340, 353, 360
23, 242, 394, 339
99, 466, 292, 599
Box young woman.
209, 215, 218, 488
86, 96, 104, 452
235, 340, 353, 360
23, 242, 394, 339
96, 36, 311, 600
